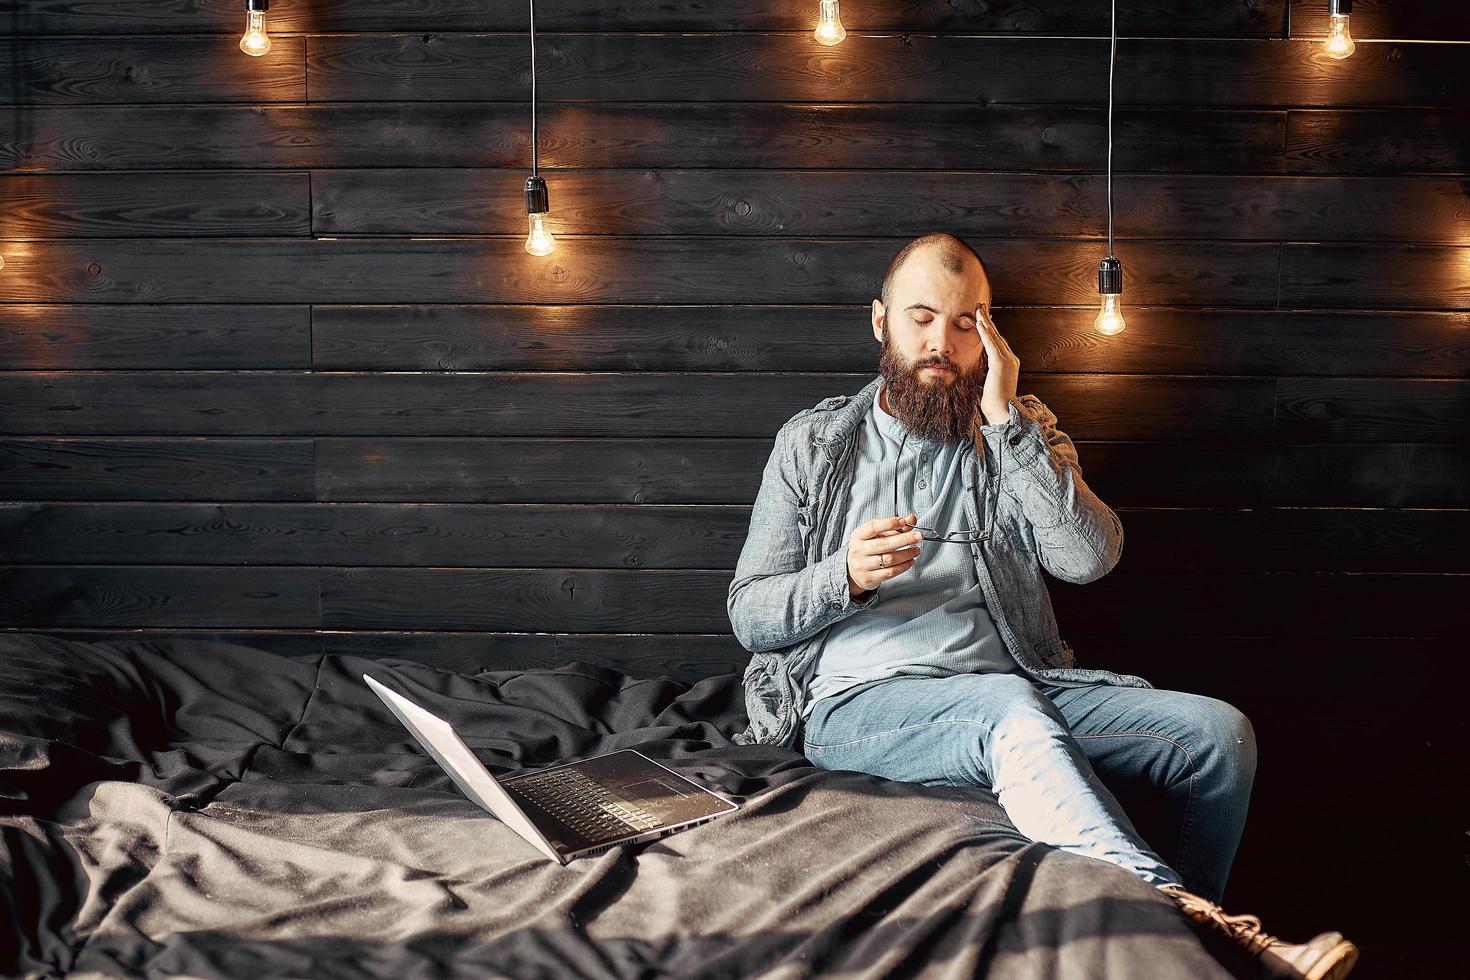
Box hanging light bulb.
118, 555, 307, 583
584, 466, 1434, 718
1094, 257, 1126, 335
813, 0, 847, 46
1091, 0, 1127, 336
239, 0, 272, 57
1324, 0, 1356, 59
524, 175, 556, 256
520, 0, 556, 256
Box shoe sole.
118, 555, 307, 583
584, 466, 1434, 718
1301, 940, 1359, 980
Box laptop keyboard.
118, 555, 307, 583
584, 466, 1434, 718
508, 765, 663, 840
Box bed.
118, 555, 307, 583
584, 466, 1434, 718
0, 632, 1250, 979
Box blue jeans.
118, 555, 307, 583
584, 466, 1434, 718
801, 672, 1257, 904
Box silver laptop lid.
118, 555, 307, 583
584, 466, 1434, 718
363, 674, 566, 864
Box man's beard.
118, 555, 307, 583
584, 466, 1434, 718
878, 329, 988, 446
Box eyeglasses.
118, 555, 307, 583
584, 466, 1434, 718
891, 428, 989, 544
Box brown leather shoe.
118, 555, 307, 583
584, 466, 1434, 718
1160, 885, 1360, 980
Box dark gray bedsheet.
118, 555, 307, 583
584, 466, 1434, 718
0, 633, 1248, 979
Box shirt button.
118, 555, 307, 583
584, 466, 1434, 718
918, 480, 927, 489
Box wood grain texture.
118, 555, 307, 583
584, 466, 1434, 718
5, 502, 1465, 573
0, 239, 1285, 305
0, 174, 311, 237
0, 439, 315, 500
1279, 243, 1470, 308
7, 436, 1465, 508
0, 36, 305, 103
0, 565, 320, 628
0, 1, 1287, 37
1286, 109, 1470, 174
312, 170, 1470, 243
307, 34, 1468, 108
0, 104, 1290, 173
307, 305, 1470, 375
0, 305, 310, 368
0, 372, 1278, 438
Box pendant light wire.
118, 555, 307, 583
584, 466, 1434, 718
529, 0, 539, 176
1106, 0, 1116, 258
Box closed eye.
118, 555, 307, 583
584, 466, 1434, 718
917, 319, 975, 330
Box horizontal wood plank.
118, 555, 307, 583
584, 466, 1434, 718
306, 35, 1469, 108
0, 566, 320, 628
6, 105, 1462, 176
5, 436, 1465, 508
314, 437, 1470, 509
1286, 109, 1470, 174
0, 174, 311, 238
0, 305, 310, 368
5, 502, 1466, 573
0, 104, 1289, 173
0, 373, 1278, 439
0, 438, 315, 500
1279, 243, 1470, 309
310, 305, 1470, 377
313, 170, 1470, 244
0, 239, 1284, 305
0, 240, 1464, 312
0, 36, 305, 103
0, 1, 1286, 37
1276, 377, 1470, 442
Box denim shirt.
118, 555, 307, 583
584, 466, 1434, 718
726, 374, 1155, 750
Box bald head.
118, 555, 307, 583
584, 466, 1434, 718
879, 233, 990, 313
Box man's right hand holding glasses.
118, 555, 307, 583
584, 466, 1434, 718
846, 514, 924, 599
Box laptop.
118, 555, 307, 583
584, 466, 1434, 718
364, 674, 740, 865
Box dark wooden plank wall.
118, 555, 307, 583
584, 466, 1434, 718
0, 1, 1463, 972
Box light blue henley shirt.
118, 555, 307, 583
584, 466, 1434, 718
800, 381, 1026, 719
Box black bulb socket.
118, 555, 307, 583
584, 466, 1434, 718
524, 175, 549, 215
1097, 256, 1123, 295
1330, 0, 1351, 14
247, 0, 269, 11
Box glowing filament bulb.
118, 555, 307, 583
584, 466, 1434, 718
814, 0, 847, 46
1093, 292, 1127, 336
525, 212, 556, 256
239, 10, 272, 57
1094, 256, 1126, 336
1325, 13, 1355, 59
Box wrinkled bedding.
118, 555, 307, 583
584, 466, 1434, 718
0, 633, 1246, 979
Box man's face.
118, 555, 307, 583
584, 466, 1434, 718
871, 249, 992, 445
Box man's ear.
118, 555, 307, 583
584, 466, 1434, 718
871, 299, 885, 343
